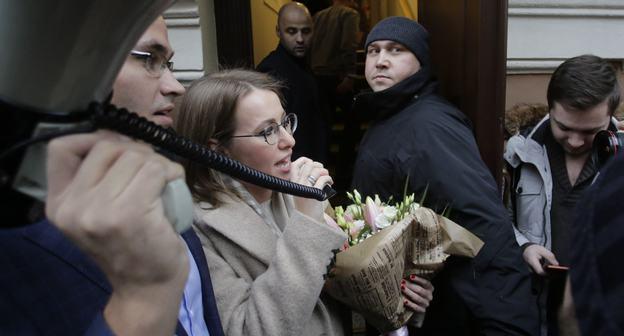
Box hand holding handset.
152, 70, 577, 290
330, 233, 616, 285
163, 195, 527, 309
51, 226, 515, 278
12, 122, 193, 232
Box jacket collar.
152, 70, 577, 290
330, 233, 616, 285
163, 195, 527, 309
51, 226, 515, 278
194, 193, 289, 266
525, 115, 550, 143
505, 115, 620, 168
181, 229, 225, 336
275, 44, 308, 69
353, 65, 436, 121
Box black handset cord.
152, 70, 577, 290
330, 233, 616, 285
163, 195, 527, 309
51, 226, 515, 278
1, 102, 336, 201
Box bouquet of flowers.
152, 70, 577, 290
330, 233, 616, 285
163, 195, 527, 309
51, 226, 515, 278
324, 190, 484, 332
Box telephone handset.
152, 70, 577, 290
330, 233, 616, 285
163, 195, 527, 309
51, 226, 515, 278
161, 178, 194, 233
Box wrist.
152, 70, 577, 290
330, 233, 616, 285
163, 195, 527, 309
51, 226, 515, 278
104, 260, 188, 335
521, 242, 535, 253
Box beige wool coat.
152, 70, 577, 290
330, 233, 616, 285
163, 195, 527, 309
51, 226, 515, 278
193, 192, 347, 336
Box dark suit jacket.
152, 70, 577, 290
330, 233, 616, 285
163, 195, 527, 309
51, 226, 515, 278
0, 220, 224, 336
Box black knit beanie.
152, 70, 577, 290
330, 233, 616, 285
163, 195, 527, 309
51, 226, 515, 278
365, 16, 430, 66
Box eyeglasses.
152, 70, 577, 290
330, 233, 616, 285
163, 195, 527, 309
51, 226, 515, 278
230, 113, 298, 145
130, 50, 174, 77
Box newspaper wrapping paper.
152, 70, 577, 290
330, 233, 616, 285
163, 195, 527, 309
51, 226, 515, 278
324, 207, 484, 332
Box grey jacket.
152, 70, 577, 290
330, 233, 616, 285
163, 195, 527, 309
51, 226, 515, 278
504, 115, 618, 249
504, 116, 553, 249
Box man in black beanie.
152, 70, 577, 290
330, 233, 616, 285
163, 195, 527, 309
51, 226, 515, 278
351, 16, 539, 335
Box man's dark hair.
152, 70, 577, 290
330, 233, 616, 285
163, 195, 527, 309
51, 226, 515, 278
547, 54, 621, 114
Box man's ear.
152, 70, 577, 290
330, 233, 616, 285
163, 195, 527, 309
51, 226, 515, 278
275, 24, 280, 39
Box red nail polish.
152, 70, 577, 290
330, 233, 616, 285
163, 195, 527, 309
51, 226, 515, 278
401, 284, 405, 290
403, 299, 408, 306
401, 279, 406, 285
410, 274, 416, 281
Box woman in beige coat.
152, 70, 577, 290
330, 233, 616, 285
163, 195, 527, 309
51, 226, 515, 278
174, 69, 433, 336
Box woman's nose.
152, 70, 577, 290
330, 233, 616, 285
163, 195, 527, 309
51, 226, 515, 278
278, 126, 296, 148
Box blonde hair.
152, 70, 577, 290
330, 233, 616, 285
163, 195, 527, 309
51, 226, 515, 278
174, 69, 283, 205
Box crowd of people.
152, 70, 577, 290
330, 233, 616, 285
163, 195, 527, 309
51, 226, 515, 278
2, 1, 622, 336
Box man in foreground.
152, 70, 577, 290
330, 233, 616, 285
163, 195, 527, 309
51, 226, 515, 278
0, 17, 223, 336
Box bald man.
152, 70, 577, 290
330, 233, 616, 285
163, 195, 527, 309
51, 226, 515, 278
257, 2, 329, 163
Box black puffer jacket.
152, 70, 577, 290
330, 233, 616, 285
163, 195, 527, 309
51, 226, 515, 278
352, 67, 514, 267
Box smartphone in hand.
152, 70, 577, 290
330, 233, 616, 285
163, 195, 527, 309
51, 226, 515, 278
545, 264, 569, 275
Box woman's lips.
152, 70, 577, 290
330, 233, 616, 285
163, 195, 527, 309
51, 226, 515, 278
275, 156, 291, 174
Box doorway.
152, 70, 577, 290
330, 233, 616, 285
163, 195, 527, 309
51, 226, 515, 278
214, 0, 508, 190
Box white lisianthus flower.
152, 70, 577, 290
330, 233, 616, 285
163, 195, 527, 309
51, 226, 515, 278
382, 206, 398, 220
375, 206, 398, 230
374, 214, 392, 229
